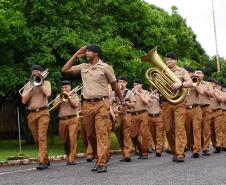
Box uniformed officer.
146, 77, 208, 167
62, 44, 126, 173
221, 84, 226, 151
194, 69, 212, 156
110, 76, 136, 162
21, 64, 51, 170
148, 89, 163, 157
131, 79, 150, 159
184, 67, 202, 158
161, 52, 192, 162
208, 80, 224, 153
53, 80, 80, 165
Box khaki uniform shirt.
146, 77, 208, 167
185, 87, 199, 106
132, 89, 150, 112
221, 92, 226, 110
148, 92, 161, 114
22, 80, 51, 109
172, 66, 187, 82
197, 81, 211, 105
71, 60, 116, 99
210, 89, 222, 110
54, 93, 79, 117
110, 89, 136, 112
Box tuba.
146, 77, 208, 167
143, 46, 187, 104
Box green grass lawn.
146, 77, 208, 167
0, 134, 120, 161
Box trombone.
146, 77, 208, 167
48, 84, 83, 111
19, 69, 49, 96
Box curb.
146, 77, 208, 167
0, 150, 121, 167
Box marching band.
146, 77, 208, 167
20, 45, 226, 173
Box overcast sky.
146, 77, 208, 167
145, 0, 226, 58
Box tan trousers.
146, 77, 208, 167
201, 105, 212, 151
222, 111, 226, 148
107, 118, 112, 160
162, 130, 168, 150
162, 102, 187, 157
27, 109, 50, 164
80, 118, 95, 160
148, 115, 163, 153
210, 110, 223, 148
185, 107, 202, 153
131, 111, 150, 156
59, 117, 79, 162
82, 99, 110, 166
114, 113, 132, 158
147, 127, 155, 150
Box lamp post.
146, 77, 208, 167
211, 0, 220, 72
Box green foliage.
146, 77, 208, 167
1, 0, 223, 100
0, 134, 120, 161
211, 57, 226, 84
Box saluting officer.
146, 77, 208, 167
62, 44, 126, 173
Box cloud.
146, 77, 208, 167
145, 0, 226, 57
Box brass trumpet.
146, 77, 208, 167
19, 69, 49, 96
48, 84, 83, 111
143, 47, 187, 104
60, 92, 70, 102
191, 75, 201, 87
116, 105, 122, 114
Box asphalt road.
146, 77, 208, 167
0, 150, 226, 185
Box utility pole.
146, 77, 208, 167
211, 0, 220, 72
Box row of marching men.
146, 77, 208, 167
20, 44, 226, 173
184, 67, 226, 157
51, 76, 165, 166
76, 50, 226, 169
53, 70, 226, 172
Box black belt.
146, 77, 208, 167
213, 108, 221, 112
59, 115, 76, 120
200, 104, 209, 108
131, 110, 147, 115
84, 96, 108, 102
149, 113, 160, 117
28, 106, 48, 113
186, 104, 199, 109
119, 111, 132, 114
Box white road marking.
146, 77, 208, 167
0, 155, 122, 176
